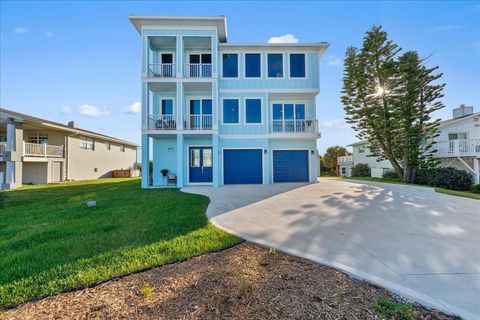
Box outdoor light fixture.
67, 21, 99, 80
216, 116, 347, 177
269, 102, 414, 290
264, 149, 268, 154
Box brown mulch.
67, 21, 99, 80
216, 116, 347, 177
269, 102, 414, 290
2, 243, 454, 320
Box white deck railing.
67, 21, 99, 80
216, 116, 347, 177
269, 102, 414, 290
0, 142, 6, 156
184, 63, 212, 78
434, 139, 480, 157
148, 114, 177, 130
148, 63, 176, 78
184, 115, 213, 130
338, 155, 353, 164
270, 119, 319, 134
24, 142, 64, 158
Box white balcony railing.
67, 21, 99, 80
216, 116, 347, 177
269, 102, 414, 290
148, 114, 177, 130
184, 64, 212, 78
338, 155, 353, 164
148, 63, 176, 78
0, 142, 5, 156
24, 142, 64, 158
434, 139, 480, 157
270, 119, 319, 134
184, 115, 213, 130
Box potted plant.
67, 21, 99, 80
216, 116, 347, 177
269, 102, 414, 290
161, 169, 169, 177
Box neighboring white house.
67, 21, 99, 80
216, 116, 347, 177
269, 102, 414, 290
338, 105, 480, 183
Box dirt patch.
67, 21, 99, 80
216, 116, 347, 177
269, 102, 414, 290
2, 243, 454, 320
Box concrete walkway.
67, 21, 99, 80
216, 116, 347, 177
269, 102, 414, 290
183, 178, 480, 320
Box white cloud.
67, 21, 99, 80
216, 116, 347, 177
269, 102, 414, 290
428, 24, 466, 32
326, 55, 342, 66
123, 102, 141, 114
45, 31, 53, 38
267, 34, 299, 44
61, 106, 72, 115
79, 104, 109, 117
14, 27, 27, 34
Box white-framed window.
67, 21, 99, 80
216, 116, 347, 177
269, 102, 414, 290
245, 53, 261, 78
289, 53, 306, 78
448, 133, 468, 140
245, 98, 262, 124
27, 132, 48, 144
358, 148, 365, 154
222, 98, 240, 124
80, 136, 94, 150
105, 141, 111, 150
222, 53, 239, 78
267, 53, 283, 78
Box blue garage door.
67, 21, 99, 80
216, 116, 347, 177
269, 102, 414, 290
224, 149, 263, 184
273, 150, 309, 182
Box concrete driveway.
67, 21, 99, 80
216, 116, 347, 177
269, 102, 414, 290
182, 178, 480, 320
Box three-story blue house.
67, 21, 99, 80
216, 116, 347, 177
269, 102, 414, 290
129, 15, 328, 188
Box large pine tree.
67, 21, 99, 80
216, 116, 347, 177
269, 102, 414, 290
341, 26, 445, 182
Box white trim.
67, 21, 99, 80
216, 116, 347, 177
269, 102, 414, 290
243, 97, 264, 125
219, 134, 318, 140
221, 147, 265, 185
187, 144, 213, 185
155, 51, 175, 65
185, 96, 212, 116
270, 148, 311, 183
157, 96, 176, 116
270, 100, 308, 123
287, 53, 307, 80
243, 52, 262, 79
220, 97, 241, 125
220, 52, 240, 79
219, 88, 319, 94
266, 53, 285, 80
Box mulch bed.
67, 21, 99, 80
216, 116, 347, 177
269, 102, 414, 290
2, 243, 454, 320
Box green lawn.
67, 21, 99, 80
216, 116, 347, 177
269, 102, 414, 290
341, 176, 480, 200
0, 179, 241, 309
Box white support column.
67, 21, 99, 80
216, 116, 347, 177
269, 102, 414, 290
176, 36, 183, 78
211, 81, 218, 131
176, 82, 184, 130
474, 158, 479, 184
141, 134, 150, 189
142, 35, 149, 77
213, 134, 219, 187
176, 134, 184, 187
211, 35, 218, 77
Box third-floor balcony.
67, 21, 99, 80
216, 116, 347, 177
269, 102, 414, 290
147, 63, 213, 79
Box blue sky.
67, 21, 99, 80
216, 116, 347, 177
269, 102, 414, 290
1, 1, 479, 154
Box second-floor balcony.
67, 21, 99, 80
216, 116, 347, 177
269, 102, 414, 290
148, 114, 213, 131
338, 155, 353, 164
24, 142, 64, 158
270, 119, 319, 134
434, 139, 480, 158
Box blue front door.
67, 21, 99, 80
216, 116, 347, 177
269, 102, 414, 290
189, 147, 213, 183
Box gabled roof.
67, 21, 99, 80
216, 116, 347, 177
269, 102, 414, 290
347, 141, 368, 147
0, 108, 139, 148
438, 112, 480, 128
128, 15, 228, 42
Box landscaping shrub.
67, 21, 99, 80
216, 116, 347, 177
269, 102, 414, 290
471, 184, 480, 194
382, 170, 400, 180
373, 298, 413, 320
416, 167, 473, 191
351, 163, 371, 177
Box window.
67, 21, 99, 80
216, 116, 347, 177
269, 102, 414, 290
0, 135, 6, 142
245, 53, 261, 78
160, 53, 173, 64
222, 53, 238, 78
105, 141, 111, 150
191, 149, 200, 167
245, 99, 262, 124
27, 132, 48, 144
358, 148, 365, 154
120, 145, 125, 152
290, 54, 306, 78
161, 99, 174, 115
448, 133, 467, 140
272, 103, 306, 132
341, 167, 346, 175
223, 99, 239, 124
203, 149, 212, 167
268, 54, 283, 78
189, 54, 212, 77
80, 136, 94, 150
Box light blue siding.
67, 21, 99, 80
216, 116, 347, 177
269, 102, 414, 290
152, 137, 177, 186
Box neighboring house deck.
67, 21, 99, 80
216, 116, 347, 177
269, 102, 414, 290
338, 105, 480, 183
129, 15, 328, 188
0, 109, 139, 189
